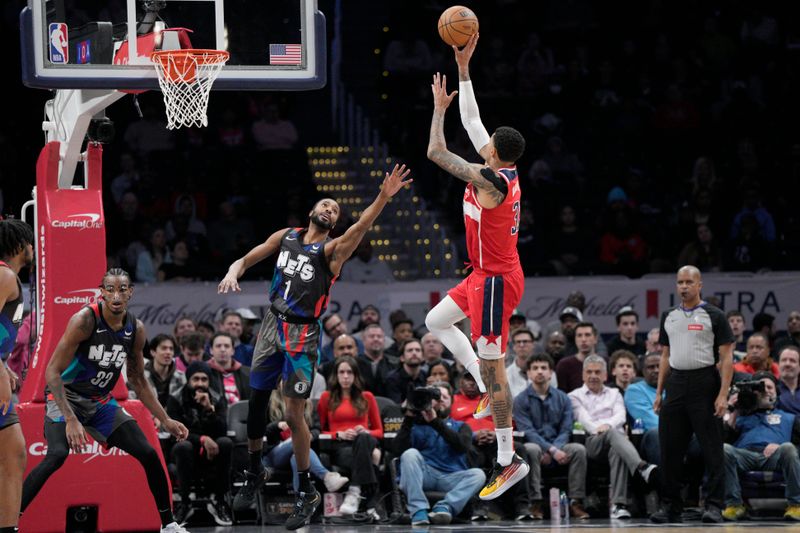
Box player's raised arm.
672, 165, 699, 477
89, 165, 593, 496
327, 164, 412, 276
453, 34, 491, 159
427, 73, 506, 208
218, 228, 288, 293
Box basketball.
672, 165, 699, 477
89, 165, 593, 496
437, 6, 479, 48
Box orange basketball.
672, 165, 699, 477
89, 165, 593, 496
437, 6, 479, 48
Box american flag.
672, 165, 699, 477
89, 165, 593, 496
269, 44, 302, 65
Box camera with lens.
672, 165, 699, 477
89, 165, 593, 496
87, 117, 115, 144
407, 386, 442, 413
732, 380, 766, 415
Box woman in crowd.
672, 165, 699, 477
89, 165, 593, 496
318, 356, 383, 514
426, 358, 456, 389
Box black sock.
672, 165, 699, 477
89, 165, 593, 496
158, 507, 174, 527
249, 450, 264, 473
298, 470, 313, 493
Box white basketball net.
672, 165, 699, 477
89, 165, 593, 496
151, 50, 229, 129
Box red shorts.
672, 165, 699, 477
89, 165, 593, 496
447, 266, 524, 358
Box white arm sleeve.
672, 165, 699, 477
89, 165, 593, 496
459, 80, 491, 153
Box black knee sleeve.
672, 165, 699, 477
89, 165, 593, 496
247, 388, 271, 441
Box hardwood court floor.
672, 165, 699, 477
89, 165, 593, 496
193, 518, 798, 532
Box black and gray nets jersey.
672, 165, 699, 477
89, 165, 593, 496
59, 302, 137, 399
268, 228, 336, 320
659, 302, 735, 370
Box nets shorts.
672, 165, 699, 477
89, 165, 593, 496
448, 266, 524, 359
250, 310, 321, 399
45, 388, 133, 442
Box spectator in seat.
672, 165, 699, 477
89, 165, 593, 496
778, 346, 800, 416
385, 317, 416, 360
207, 332, 250, 405
176, 331, 208, 373
727, 310, 748, 362
644, 328, 662, 356
569, 355, 658, 519
624, 353, 662, 464
219, 311, 255, 367
606, 307, 646, 357
394, 382, 486, 526
320, 313, 364, 365
135, 227, 171, 283
386, 339, 428, 405
607, 350, 639, 395
356, 323, 395, 395
774, 311, 800, 357
426, 359, 456, 389
514, 354, 589, 520
721, 371, 800, 522
506, 328, 538, 398
557, 322, 602, 393
753, 312, 776, 345
166, 361, 233, 526
140, 334, 186, 407
539, 330, 567, 367
318, 356, 383, 515
262, 384, 349, 494
421, 332, 452, 371
174, 317, 197, 344
733, 333, 779, 378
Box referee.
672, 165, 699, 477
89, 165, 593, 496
651, 266, 734, 523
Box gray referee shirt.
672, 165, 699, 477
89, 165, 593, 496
659, 303, 735, 370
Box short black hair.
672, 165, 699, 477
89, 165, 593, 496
493, 126, 526, 163
210, 331, 234, 346
726, 310, 744, 320
753, 312, 775, 331
0, 219, 33, 260
527, 353, 555, 371
179, 331, 206, 351
574, 321, 598, 337
615, 308, 639, 325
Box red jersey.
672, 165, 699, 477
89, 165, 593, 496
462, 167, 521, 274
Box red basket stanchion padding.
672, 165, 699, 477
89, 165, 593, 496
150, 49, 229, 129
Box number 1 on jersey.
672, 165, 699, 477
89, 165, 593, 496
283, 280, 292, 300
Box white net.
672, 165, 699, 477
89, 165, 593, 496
151, 50, 230, 129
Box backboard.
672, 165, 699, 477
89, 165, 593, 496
21, 0, 326, 90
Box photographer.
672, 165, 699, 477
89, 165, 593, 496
721, 372, 800, 522
394, 383, 486, 526
166, 361, 233, 526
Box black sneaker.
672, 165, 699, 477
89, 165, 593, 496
702, 505, 723, 523
285, 489, 321, 530
173, 502, 194, 525
650, 508, 683, 524
232, 468, 271, 512
207, 500, 233, 526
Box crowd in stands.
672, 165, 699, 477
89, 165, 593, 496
10, 285, 799, 525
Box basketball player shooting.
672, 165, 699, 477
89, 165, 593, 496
425, 33, 529, 500
0, 219, 33, 533
20, 269, 190, 533
218, 164, 411, 529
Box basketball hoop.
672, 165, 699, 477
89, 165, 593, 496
151, 49, 230, 129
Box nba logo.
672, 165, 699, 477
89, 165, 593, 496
49, 23, 69, 64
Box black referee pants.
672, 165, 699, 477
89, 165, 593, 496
658, 366, 724, 511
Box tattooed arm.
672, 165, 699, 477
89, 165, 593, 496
427, 72, 506, 209
128, 320, 189, 440
45, 308, 95, 452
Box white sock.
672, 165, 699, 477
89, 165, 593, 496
495, 427, 514, 466
426, 297, 487, 392
465, 359, 486, 393
347, 485, 361, 496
